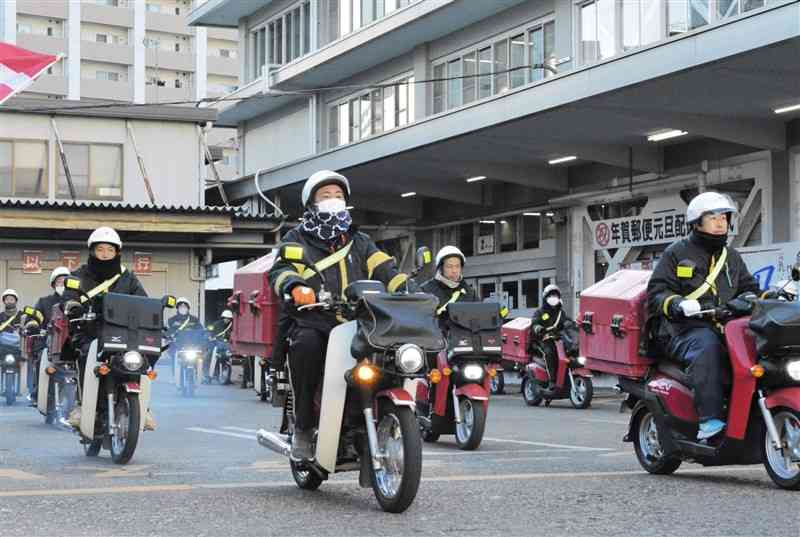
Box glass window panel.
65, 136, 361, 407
90, 145, 122, 199
385, 0, 397, 13
275, 19, 283, 64
510, 34, 526, 88
285, 13, 293, 61
597, 0, 615, 59
383, 85, 396, 130
642, 0, 660, 45
376, 0, 385, 19
371, 89, 383, 134
743, 0, 765, 11
0, 142, 13, 196
580, 2, 599, 63
339, 102, 350, 145
340, 0, 351, 36
459, 223, 474, 257
543, 22, 555, 77
397, 81, 409, 126
500, 217, 517, 252
360, 93, 371, 139
502, 281, 519, 310
329, 106, 339, 148
349, 98, 360, 142
622, 1, 641, 51
542, 216, 557, 240
303, 3, 311, 53
329, 0, 340, 42
523, 213, 540, 249
433, 63, 445, 113
13, 141, 48, 198
293, 8, 302, 60
668, 1, 689, 35
58, 144, 89, 199
351, 0, 361, 31
717, 0, 738, 18
362, 0, 373, 25
522, 279, 539, 309
447, 59, 462, 109
478, 47, 492, 99
462, 51, 476, 104
407, 76, 415, 121
529, 27, 544, 82
480, 282, 496, 301
266, 25, 274, 66
493, 39, 509, 95
690, 0, 711, 29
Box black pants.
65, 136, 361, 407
667, 326, 727, 421
288, 326, 328, 431
541, 340, 558, 384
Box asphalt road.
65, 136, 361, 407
1, 370, 798, 537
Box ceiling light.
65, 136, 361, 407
346, 205, 354, 210
400, 192, 416, 198
548, 156, 577, 165
500, 220, 508, 224
466, 176, 486, 183
647, 130, 687, 142
524, 212, 541, 216
546, 212, 555, 217
774, 103, 800, 114
480, 220, 496, 224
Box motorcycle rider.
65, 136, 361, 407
0, 289, 21, 333
167, 298, 202, 339
530, 284, 578, 388
204, 309, 233, 382
421, 246, 477, 320
65, 227, 153, 429
26, 267, 71, 403
647, 191, 759, 440
269, 170, 411, 462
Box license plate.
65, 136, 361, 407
124, 382, 141, 393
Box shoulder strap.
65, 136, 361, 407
178, 317, 191, 331
300, 241, 353, 280
0, 312, 19, 332
686, 247, 728, 301
437, 289, 465, 316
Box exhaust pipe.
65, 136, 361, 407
256, 429, 291, 457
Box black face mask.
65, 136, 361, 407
4, 304, 16, 314
691, 229, 728, 253
88, 254, 122, 281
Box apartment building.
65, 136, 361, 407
190, 0, 800, 317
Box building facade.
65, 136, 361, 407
190, 0, 800, 318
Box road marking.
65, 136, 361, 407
483, 437, 613, 451
482, 456, 570, 463
423, 449, 558, 457
91, 465, 155, 479
0, 466, 765, 498
186, 427, 254, 440
0, 469, 44, 481
580, 418, 629, 426
600, 451, 633, 458
222, 426, 260, 434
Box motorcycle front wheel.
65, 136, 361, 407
369, 403, 422, 513
455, 398, 487, 451
569, 376, 593, 409
763, 408, 800, 490
522, 376, 543, 407
110, 391, 141, 464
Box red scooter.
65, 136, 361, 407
522, 326, 593, 409
620, 300, 800, 489
417, 302, 502, 450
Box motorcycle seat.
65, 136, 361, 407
656, 362, 693, 388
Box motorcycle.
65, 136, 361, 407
521, 323, 593, 409
620, 291, 800, 490
206, 335, 232, 385
417, 302, 502, 450
62, 277, 174, 464
1, 331, 25, 406
256, 244, 442, 513
171, 328, 206, 397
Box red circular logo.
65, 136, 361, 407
596, 223, 610, 248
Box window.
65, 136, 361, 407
144, 38, 159, 49
17, 23, 32, 34
96, 71, 120, 82
250, 1, 311, 81
146, 3, 160, 13
521, 278, 540, 309
57, 143, 122, 201
328, 75, 414, 148
96, 34, 108, 43
0, 140, 49, 198
500, 217, 517, 252
622, 0, 660, 51
47, 27, 54, 37
580, 0, 615, 64
478, 222, 496, 255
459, 223, 474, 257
522, 213, 541, 249
502, 281, 519, 310
219, 49, 231, 58
433, 19, 554, 111
327, 0, 418, 42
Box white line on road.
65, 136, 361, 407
580, 418, 629, 426
186, 427, 255, 440
222, 426, 260, 434
482, 437, 613, 451
599, 451, 633, 458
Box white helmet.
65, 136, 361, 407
87, 226, 122, 250
301, 170, 351, 206
542, 284, 561, 299
176, 297, 191, 309
2, 289, 18, 301
221, 310, 233, 320
435, 246, 466, 269
686, 191, 737, 225
49, 266, 71, 287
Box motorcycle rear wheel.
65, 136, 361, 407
763, 408, 800, 490
110, 392, 141, 465
370, 403, 422, 514
633, 410, 681, 475
569, 376, 593, 409
522, 377, 543, 407
5, 372, 16, 406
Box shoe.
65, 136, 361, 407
67, 406, 82, 428
27, 393, 37, 407
697, 419, 726, 440
290, 428, 314, 461
143, 410, 157, 431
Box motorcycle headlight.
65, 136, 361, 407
577, 356, 587, 366
787, 360, 800, 381
4, 354, 14, 365
462, 364, 484, 381
181, 350, 199, 362
122, 351, 144, 371
396, 344, 424, 374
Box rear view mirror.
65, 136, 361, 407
416, 246, 432, 271
163, 295, 177, 309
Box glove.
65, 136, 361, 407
678, 299, 701, 318
403, 278, 421, 293
291, 286, 316, 306
533, 325, 545, 337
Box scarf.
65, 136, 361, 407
435, 270, 462, 290
690, 229, 728, 255
88, 254, 122, 281
301, 206, 352, 242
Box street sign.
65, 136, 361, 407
61, 251, 81, 272
133, 252, 152, 275
22, 251, 42, 274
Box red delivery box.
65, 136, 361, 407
229, 252, 280, 359
502, 317, 532, 365
579, 270, 655, 379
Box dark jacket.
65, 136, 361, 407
207, 319, 233, 342
647, 233, 759, 338
167, 314, 202, 339
269, 227, 407, 333
34, 292, 65, 326
421, 277, 477, 319
0, 309, 21, 333
530, 304, 578, 355
71, 263, 148, 301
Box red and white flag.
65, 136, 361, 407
0, 41, 61, 106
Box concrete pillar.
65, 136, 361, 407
67, 0, 80, 100
133, 0, 145, 103
0, 0, 16, 44
195, 27, 208, 102
569, 206, 593, 318
789, 121, 800, 242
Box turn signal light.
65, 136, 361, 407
355, 364, 379, 384
750, 364, 765, 378
443, 367, 452, 377
98, 364, 111, 376
488, 368, 497, 378
147, 370, 158, 381
46, 366, 56, 375
429, 369, 442, 384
